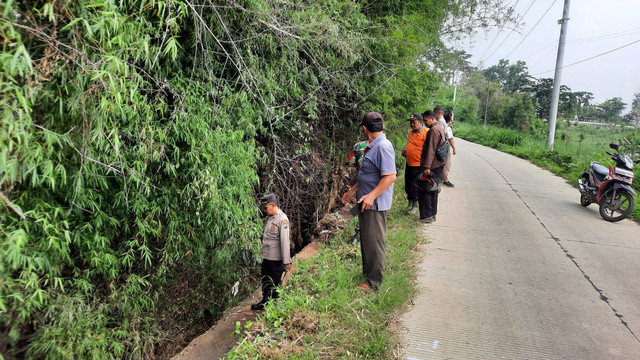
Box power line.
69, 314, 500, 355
520, 27, 640, 57
515, 26, 640, 67
569, 28, 640, 44
479, 0, 537, 64
504, 0, 558, 59
520, 42, 556, 60
529, 45, 557, 68
532, 38, 640, 76
476, 0, 521, 62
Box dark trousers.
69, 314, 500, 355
359, 209, 388, 289
260, 259, 284, 302
418, 166, 443, 219
405, 164, 422, 201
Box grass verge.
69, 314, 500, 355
455, 122, 640, 221
225, 173, 424, 359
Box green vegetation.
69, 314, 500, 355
1, 0, 515, 358
455, 122, 640, 221
227, 173, 423, 359
437, 56, 640, 130
430, 48, 640, 221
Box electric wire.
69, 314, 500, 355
569, 28, 640, 44
504, 0, 558, 59
517, 26, 640, 68
520, 42, 556, 60
479, 0, 537, 64
528, 45, 557, 69
476, 0, 521, 62
531, 38, 640, 76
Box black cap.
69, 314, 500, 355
259, 193, 278, 207
360, 111, 383, 127
408, 113, 423, 122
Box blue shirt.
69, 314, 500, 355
357, 133, 396, 211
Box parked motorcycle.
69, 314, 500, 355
578, 143, 639, 222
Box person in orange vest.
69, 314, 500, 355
401, 113, 428, 214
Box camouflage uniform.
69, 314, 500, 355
347, 141, 368, 244
347, 140, 368, 169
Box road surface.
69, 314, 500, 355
400, 139, 640, 359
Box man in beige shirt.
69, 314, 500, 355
252, 193, 292, 310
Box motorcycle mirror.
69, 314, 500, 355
609, 143, 619, 150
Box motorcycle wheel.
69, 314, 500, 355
599, 191, 635, 222
580, 194, 591, 207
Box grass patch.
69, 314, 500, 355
226, 173, 424, 359
455, 122, 640, 221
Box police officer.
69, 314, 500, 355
252, 193, 292, 311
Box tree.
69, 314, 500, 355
527, 78, 573, 120
632, 92, 640, 115
629, 92, 640, 123
483, 59, 533, 94
529, 78, 554, 119
600, 97, 627, 123
2, 0, 521, 357
559, 86, 577, 118
504, 93, 537, 131
574, 91, 594, 118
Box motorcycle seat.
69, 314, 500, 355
590, 162, 609, 183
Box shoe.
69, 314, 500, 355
351, 231, 360, 245
251, 300, 267, 310
357, 282, 372, 291
404, 200, 415, 214
409, 204, 419, 215
443, 181, 454, 187
418, 216, 436, 223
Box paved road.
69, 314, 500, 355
400, 139, 640, 359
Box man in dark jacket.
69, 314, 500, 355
418, 110, 446, 223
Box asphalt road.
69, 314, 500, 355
400, 139, 640, 359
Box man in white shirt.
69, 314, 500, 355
442, 113, 457, 187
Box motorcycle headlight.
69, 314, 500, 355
614, 167, 634, 179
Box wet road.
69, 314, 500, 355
400, 139, 640, 359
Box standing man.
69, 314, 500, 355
252, 193, 292, 310
354, 111, 396, 291
441, 112, 457, 187
418, 110, 446, 223
401, 113, 428, 214
434, 106, 447, 130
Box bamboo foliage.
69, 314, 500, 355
1, 0, 514, 358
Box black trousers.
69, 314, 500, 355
418, 166, 443, 219
260, 259, 284, 302
405, 164, 422, 201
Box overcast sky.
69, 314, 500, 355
454, 0, 640, 111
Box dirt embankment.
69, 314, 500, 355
170, 243, 319, 360
170, 174, 357, 359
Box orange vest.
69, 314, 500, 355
405, 126, 428, 166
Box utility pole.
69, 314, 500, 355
483, 79, 490, 127
547, 0, 571, 150
452, 69, 457, 105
